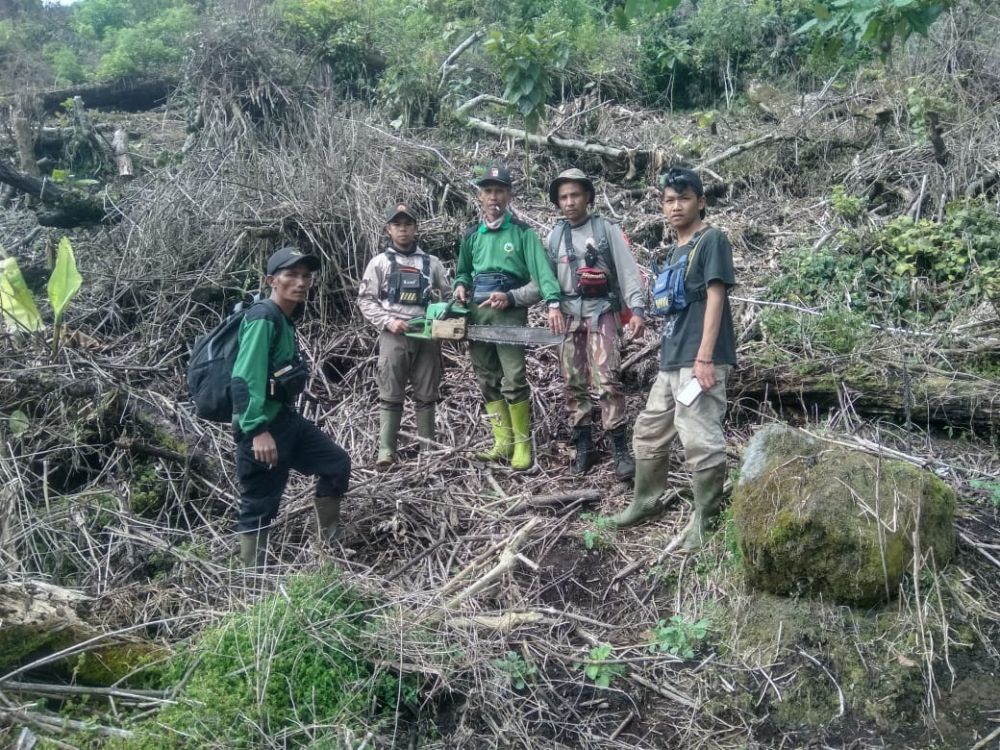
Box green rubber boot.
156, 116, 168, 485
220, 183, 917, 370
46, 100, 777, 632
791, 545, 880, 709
509, 399, 533, 471
607, 454, 672, 528
239, 527, 269, 569
477, 400, 513, 462
680, 463, 727, 551
376, 408, 402, 468
416, 405, 436, 444
314, 494, 342, 544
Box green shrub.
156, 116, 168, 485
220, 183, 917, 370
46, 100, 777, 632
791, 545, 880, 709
45, 43, 87, 85
94, 5, 196, 80
646, 615, 710, 659
831, 184, 865, 222
117, 570, 422, 749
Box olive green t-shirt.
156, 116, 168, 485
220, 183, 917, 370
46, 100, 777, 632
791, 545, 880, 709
659, 226, 737, 371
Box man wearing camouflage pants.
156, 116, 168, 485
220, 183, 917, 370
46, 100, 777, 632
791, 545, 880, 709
545, 168, 646, 480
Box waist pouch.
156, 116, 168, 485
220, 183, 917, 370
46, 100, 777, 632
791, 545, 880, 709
575, 267, 610, 298
269, 357, 309, 402
473, 272, 520, 303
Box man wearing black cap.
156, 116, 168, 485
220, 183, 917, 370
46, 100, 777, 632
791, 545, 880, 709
608, 167, 736, 551
231, 246, 351, 567
545, 168, 647, 480
358, 203, 451, 467
453, 165, 564, 471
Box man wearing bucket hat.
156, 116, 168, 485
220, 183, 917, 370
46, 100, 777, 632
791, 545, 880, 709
232, 245, 351, 568
452, 165, 565, 471
358, 202, 451, 467
544, 168, 647, 480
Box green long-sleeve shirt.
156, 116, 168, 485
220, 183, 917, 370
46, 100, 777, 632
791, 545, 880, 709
231, 301, 299, 436
453, 213, 562, 303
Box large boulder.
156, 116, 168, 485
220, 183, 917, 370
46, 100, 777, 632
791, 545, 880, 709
732, 424, 955, 605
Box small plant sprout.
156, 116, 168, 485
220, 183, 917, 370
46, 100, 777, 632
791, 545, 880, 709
579, 512, 616, 551
494, 651, 537, 690
581, 644, 625, 688
646, 615, 710, 659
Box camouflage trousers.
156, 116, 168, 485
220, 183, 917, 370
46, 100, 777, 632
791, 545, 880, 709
559, 310, 626, 430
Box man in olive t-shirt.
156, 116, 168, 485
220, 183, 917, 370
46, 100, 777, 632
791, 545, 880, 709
608, 168, 736, 551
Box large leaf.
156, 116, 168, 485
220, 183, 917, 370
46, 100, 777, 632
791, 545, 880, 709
48, 236, 83, 323
0, 256, 43, 333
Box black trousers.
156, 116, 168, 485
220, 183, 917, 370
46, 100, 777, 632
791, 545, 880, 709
235, 409, 351, 532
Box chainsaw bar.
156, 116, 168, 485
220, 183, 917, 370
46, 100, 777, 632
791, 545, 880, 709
465, 325, 565, 347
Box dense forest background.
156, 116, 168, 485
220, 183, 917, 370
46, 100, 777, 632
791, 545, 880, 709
1, 0, 999, 748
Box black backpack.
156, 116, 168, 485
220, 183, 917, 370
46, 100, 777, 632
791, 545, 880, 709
187, 299, 281, 422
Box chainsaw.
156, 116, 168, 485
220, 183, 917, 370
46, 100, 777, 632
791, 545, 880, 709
405, 301, 564, 347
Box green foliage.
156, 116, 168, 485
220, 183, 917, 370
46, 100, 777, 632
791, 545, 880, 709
118, 570, 421, 749
795, 0, 953, 61
831, 184, 865, 221
484, 27, 569, 132
905, 83, 955, 141
581, 644, 625, 688
45, 43, 87, 85
970, 479, 1000, 508
646, 615, 710, 659
94, 5, 197, 80
876, 201, 1000, 306
579, 512, 615, 550
494, 651, 537, 690
637, 0, 815, 108
0, 256, 43, 333
760, 308, 871, 356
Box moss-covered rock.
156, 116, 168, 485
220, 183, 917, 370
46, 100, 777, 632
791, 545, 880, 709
733, 424, 955, 604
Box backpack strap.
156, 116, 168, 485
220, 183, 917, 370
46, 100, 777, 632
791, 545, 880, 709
681, 228, 714, 304
589, 215, 621, 312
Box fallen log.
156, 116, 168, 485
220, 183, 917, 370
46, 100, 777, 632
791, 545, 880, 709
35, 78, 175, 115
0, 160, 108, 226
734, 361, 999, 434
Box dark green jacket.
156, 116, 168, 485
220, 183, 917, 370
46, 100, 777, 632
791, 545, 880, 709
231, 301, 298, 436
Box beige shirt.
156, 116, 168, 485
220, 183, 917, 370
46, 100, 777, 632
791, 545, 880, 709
357, 245, 451, 331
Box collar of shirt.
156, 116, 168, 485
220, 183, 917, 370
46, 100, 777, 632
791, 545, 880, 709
479, 212, 512, 234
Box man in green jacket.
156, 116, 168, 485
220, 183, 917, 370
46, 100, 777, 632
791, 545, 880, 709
231, 246, 351, 567
453, 165, 564, 471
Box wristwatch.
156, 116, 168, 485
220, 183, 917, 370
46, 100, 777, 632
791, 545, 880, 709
547, 301, 560, 309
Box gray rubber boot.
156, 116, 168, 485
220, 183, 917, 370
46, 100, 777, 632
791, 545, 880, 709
415, 405, 436, 444
680, 463, 728, 551
569, 426, 593, 475
314, 494, 342, 544
607, 454, 672, 528
239, 527, 269, 569
609, 425, 636, 481
376, 408, 402, 467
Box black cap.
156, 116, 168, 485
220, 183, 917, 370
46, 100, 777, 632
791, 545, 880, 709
266, 246, 321, 275
385, 202, 418, 223
659, 167, 704, 197
475, 164, 513, 188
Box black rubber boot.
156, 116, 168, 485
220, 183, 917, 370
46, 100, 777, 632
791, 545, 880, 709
570, 426, 594, 475
610, 425, 636, 481
314, 494, 342, 544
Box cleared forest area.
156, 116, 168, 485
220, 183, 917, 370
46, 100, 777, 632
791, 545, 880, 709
1, 0, 999, 747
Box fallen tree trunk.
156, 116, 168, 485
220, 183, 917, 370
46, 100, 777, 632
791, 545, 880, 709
0, 160, 108, 226
36, 78, 175, 115
733, 361, 999, 433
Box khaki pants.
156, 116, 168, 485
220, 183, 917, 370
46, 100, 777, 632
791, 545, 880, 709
377, 330, 442, 407
632, 366, 730, 471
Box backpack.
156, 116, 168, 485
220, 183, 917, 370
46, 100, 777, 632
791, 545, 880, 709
187, 299, 282, 422
650, 229, 712, 317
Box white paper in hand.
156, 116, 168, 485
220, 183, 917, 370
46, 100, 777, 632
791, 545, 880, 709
676, 377, 704, 407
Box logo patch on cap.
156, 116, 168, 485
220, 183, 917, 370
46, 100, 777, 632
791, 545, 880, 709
490, 168, 499, 177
